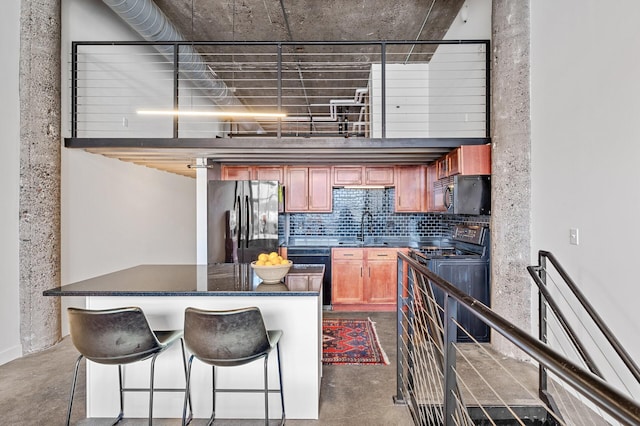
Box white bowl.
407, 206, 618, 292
251, 260, 293, 284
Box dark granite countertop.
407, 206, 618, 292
43, 264, 324, 297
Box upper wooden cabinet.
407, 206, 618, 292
394, 165, 427, 212
285, 166, 332, 212
426, 164, 446, 212
221, 165, 252, 180
221, 165, 284, 183
437, 144, 491, 178
333, 166, 394, 186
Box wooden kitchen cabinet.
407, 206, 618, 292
427, 164, 447, 212
286, 273, 323, 292
254, 166, 284, 183
394, 165, 427, 212
333, 166, 394, 186
366, 248, 398, 304
331, 248, 365, 305
221, 165, 284, 183
448, 144, 491, 176
436, 144, 491, 178
332, 247, 407, 310
285, 166, 332, 212
221, 165, 252, 180
364, 166, 394, 186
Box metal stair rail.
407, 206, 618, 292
394, 252, 640, 425
528, 250, 640, 417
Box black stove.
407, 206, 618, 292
413, 225, 489, 261
410, 224, 491, 343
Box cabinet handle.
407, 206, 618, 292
368, 266, 371, 277
377, 254, 389, 257
344, 254, 354, 256
360, 266, 363, 276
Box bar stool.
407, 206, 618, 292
66, 306, 192, 425
182, 306, 285, 426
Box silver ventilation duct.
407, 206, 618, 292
102, 0, 264, 134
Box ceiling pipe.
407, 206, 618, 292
101, 0, 264, 134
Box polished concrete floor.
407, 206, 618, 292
0, 311, 413, 426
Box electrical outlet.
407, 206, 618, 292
569, 228, 579, 245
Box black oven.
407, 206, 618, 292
286, 246, 332, 308
410, 225, 490, 342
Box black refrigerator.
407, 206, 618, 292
207, 180, 279, 264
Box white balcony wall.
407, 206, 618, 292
370, 63, 430, 138
60, 0, 198, 335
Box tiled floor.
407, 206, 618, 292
0, 311, 413, 426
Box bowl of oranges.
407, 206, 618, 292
251, 252, 293, 284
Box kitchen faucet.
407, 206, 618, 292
360, 211, 373, 242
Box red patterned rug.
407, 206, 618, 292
322, 318, 390, 365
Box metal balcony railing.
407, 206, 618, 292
69, 40, 490, 140
395, 252, 640, 425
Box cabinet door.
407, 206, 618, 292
254, 166, 284, 183
332, 249, 364, 305
285, 167, 309, 212
394, 166, 426, 212
366, 249, 397, 304
365, 166, 394, 186
309, 275, 323, 292
333, 166, 363, 186
448, 145, 491, 176
436, 157, 449, 179
308, 167, 332, 211
286, 275, 309, 291
222, 166, 252, 180
332, 259, 364, 304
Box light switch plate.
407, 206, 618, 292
569, 228, 579, 245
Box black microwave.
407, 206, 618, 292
444, 175, 491, 215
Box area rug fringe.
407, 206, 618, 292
367, 317, 390, 365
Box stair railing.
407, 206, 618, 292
395, 251, 640, 426
528, 250, 640, 405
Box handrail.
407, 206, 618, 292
532, 250, 640, 385
396, 252, 640, 425
527, 264, 603, 377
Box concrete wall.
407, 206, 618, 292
0, 0, 22, 364
58, 0, 198, 336
531, 0, 640, 392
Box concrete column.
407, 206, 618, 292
490, 0, 532, 357
19, 0, 62, 353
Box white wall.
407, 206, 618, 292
531, 0, 640, 394
0, 0, 23, 364
58, 0, 197, 334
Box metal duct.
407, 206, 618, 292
102, 0, 264, 133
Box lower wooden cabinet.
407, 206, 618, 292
286, 273, 323, 292
332, 247, 408, 310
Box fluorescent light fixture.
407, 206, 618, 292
137, 109, 286, 118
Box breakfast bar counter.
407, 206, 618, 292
44, 263, 324, 421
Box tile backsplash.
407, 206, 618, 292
285, 188, 489, 240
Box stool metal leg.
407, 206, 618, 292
263, 355, 269, 426
208, 366, 216, 426
276, 342, 285, 426
66, 354, 84, 426
182, 355, 195, 426
148, 352, 161, 426
179, 339, 193, 424
116, 365, 125, 424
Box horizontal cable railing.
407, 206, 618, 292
528, 251, 640, 418
395, 252, 640, 425
69, 40, 489, 139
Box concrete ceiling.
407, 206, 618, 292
152, 0, 464, 43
